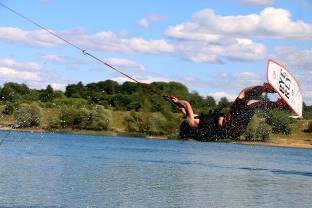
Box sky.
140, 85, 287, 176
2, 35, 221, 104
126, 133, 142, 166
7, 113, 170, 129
0, 0, 312, 104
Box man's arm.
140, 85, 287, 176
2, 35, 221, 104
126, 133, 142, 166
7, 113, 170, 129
170, 97, 199, 128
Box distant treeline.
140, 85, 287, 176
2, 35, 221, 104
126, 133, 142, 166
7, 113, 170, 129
0, 81, 311, 139
0, 80, 233, 113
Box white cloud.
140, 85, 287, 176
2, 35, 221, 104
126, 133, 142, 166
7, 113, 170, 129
42, 54, 64, 63
0, 27, 174, 55
0, 27, 63, 48
166, 7, 312, 40
0, 58, 42, 71
0, 57, 68, 90
0, 27, 174, 54
138, 14, 167, 28
273, 47, 312, 71
176, 38, 266, 63
50, 83, 66, 90
138, 18, 149, 28
105, 58, 145, 71
0, 67, 39, 81
242, 0, 274, 6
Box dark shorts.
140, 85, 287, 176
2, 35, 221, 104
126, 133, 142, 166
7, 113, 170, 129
223, 98, 256, 138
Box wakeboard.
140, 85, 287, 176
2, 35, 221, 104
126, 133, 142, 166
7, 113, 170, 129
267, 59, 303, 118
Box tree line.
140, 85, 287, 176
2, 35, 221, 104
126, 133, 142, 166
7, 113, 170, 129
0, 81, 311, 140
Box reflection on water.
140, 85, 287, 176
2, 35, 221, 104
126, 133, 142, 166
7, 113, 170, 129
0, 131, 311, 207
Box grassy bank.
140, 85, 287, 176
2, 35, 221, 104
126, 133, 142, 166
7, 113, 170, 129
1, 108, 312, 149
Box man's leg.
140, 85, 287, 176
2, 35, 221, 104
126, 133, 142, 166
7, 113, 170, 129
238, 83, 275, 100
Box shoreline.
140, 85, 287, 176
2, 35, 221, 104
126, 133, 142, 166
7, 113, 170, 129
1, 127, 311, 149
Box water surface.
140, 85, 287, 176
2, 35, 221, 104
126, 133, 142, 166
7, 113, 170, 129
0, 131, 311, 207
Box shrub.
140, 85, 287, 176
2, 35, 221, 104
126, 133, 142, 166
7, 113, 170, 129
265, 110, 292, 135
123, 111, 179, 136
123, 111, 145, 133
59, 106, 80, 128
47, 117, 61, 129
14, 102, 42, 128
308, 121, 312, 133
53, 98, 88, 108
146, 113, 168, 135
245, 116, 272, 141
2, 103, 15, 115
89, 105, 112, 131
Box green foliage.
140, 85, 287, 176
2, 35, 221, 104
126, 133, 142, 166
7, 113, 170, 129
65, 81, 85, 98
264, 110, 292, 135
47, 116, 61, 130
206, 96, 217, 109
303, 103, 312, 119
14, 102, 42, 128
89, 105, 112, 131
123, 110, 179, 135
39, 85, 55, 102
123, 111, 145, 133
59, 106, 80, 128
0, 82, 31, 102
58, 105, 112, 131
53, 98, 88, 108
308, 121, 312, 133
245, 116, 272, 141
2, 102, 15, 115
218, 97, 231, 109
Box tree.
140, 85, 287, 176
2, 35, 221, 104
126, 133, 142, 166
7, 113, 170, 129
89, 105, 112, 130
0, 82, 30, 102
14, 102, 42, 128
65, 82, 85, 98
86, 80, 120, 95
264, 110, 292, 135
218, 97, 231, 109
123, 111, 146, 133
245, 115, 272, 141
120, 81, 140, 94
206, 96, 217, 109
39, 85, 55, 102
59, 106, 80, 128
2, 102, 15, 115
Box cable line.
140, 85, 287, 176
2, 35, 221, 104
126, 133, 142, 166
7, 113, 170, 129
0, 2, 177, 106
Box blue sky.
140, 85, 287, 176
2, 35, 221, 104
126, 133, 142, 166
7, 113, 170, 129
0, 0, 312, 103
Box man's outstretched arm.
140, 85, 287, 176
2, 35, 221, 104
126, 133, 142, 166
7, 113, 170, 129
170, 97, 199, 128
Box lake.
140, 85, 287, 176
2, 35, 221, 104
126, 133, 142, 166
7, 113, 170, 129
0, 131, 311, 208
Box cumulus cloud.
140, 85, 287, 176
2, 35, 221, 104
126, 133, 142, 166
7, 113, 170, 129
105, 58, 145, 71
42, 54, 65, 63
272, 46, 312, 104
50, 83, 66, 90
0, 57, 67, 90
0, 58, 42, 71
242, 0, 274, 6
273, 47, 312, 71
0, 27, 174, 54
0, 27, 63, 48
166, 7, 312, 40
176, 38, 266, 63
138, 14, 167, 28
0, 67, 39, 81
77, 31, 174, 54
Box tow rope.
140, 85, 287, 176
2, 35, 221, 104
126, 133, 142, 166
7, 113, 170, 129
0, 2, 178, 108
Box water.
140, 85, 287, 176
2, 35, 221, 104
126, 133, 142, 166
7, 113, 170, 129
0, 131, 311, 208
